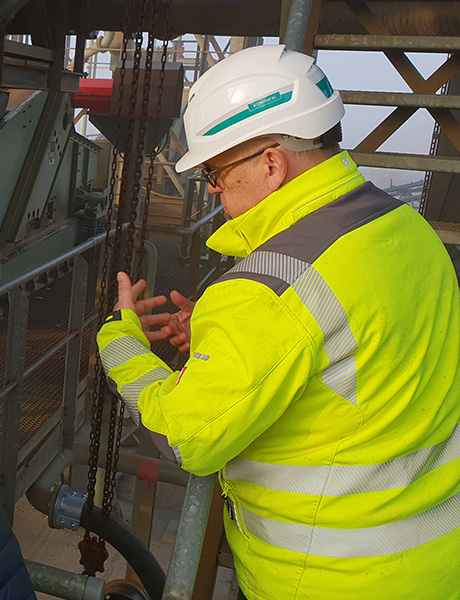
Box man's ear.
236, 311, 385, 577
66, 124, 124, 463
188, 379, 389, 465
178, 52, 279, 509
264, 147, 288, 192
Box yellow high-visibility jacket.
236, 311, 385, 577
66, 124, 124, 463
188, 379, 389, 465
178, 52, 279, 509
98, 152, 460, 600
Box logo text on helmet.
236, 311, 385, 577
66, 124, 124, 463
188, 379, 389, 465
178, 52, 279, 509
248, 92, 282, 112
203, 87, 293, 137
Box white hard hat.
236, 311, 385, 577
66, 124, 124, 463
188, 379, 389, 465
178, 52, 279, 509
176, 44, 344, 173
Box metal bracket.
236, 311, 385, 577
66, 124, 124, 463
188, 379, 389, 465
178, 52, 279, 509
49, 483, 87, 531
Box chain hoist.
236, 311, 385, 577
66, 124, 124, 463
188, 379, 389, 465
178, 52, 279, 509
136, 3, 172, 280
79, 0, 172, 576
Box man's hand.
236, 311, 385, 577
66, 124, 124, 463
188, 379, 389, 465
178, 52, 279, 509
161, 290, 195, 353
114, 271, 171, 342
114, 272, 196, 351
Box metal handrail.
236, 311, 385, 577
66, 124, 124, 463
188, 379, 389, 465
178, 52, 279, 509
176, 204, 224, 235
0, 226, 126, 296
0, 313, 97, 401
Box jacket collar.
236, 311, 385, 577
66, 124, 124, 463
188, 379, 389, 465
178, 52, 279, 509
206, 151, 365, 258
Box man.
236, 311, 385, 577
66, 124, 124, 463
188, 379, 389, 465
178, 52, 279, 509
0, 501, 36, 600
98, 45, 460, 600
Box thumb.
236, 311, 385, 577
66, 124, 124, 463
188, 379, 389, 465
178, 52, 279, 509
116, 271, 134, 309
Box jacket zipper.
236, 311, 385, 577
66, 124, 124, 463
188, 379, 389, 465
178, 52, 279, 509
221, 480, 236, 521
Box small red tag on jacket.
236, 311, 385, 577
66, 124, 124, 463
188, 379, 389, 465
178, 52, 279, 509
176, 366, 187, 385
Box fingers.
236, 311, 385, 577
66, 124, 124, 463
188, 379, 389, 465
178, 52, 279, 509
131, 278, 147, 299
135, 295, 168, 316
115, 272, 135, 311
162, 328, 190, 350
144, 329, 170, 343
139, 312, 171, 328
170, 290, 195, 313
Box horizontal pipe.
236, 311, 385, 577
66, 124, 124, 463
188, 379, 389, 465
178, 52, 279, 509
317, 2, 460, 38
9, 0, 282, 38
340, 90, 460, 109
25, 560, 105, 600
176, 204, 224, 235
0, 313, 97, 401
0, 225, 127, 296
27, 442, 189, 516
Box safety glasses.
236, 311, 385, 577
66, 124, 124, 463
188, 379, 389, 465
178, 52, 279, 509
200, 143, 280, 188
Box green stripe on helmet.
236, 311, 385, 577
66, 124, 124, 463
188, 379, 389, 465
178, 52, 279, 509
316, 76, 334, 98
203, 90, 293, 136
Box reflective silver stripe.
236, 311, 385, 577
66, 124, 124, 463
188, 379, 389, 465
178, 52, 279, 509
172, 446, 183, 466
193, 352, 210, 361
229, 250, 308, 285
122, 400, 141, 426
120, 367, 171, 419
229, 251, 357, 404
231, 253, 357, 404
242, 490, 460, 557
100, 336, 151, 372
226, 423, 460, 495
322, 355, 357, 405
292, 265, 357, 404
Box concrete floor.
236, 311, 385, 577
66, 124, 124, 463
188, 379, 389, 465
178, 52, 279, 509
13, 467, 239, 600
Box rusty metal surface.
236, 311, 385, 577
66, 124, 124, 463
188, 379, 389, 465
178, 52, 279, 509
350, 150, 460, 173
315, 34, 460, 51
422, 69, 460, 222
8, 0, 283, 38
318, 1, 460, 37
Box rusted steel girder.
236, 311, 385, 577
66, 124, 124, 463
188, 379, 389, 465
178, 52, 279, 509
7, 0, 283, 38
317, 1, 460, 37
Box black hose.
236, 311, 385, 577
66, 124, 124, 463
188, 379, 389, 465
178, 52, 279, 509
81, 504, 165, 600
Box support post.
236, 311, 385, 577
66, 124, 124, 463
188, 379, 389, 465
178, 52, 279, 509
0, 288, 28, 523
283, 0, 314, 53
162, 474, 217, 600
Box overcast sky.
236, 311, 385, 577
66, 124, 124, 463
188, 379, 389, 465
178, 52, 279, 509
316, 50, 447, 187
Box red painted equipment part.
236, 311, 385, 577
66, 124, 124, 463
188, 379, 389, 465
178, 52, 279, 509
71, 79, 113, 113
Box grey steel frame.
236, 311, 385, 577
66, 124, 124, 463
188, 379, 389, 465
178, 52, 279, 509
0, 231, 113, 523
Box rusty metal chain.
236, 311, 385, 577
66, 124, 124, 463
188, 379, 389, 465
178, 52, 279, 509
85, 3, 131, 538
100, 1, 149, 539
136, 0, 172, 280
83, 0, 173, 575
107, 3, 145, 304
113, 5, 146, 279
83, 0, 134, 572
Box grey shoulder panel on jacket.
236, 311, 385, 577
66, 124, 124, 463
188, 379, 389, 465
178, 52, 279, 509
213, 182, 403, 295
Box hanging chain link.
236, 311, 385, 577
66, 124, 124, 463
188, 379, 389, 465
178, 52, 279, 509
100, 0, 149, 541
136, 0, 172, 280
82, 0, 173, 576
85, 0, 132, 535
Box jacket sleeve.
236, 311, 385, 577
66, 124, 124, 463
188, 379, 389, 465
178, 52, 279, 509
97, 278, 316, 475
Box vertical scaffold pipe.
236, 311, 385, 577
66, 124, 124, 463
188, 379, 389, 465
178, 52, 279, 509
162, 473, 217, 600
283, 0, 313, 53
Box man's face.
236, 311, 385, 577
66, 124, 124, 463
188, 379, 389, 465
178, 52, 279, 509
204, 144, 275, 218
